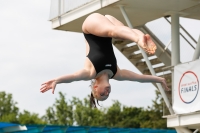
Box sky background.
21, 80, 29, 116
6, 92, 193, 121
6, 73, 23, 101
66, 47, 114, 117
0, 0, 200, 116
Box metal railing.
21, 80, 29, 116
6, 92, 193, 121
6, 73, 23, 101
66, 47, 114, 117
164, 17, 197, 50
146, 17, 197, 63
49, 0, 95, 20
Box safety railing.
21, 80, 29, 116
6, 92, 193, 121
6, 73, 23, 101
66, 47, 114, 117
164, 17, 197, 49
49, 0, 95, 20
146, 17, 197, 63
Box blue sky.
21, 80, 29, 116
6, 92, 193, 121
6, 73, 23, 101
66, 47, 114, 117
0, 0, 199, 116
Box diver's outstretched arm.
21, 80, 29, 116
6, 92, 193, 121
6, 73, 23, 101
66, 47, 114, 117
40, 69, 91, 94
114, 69, 169, 91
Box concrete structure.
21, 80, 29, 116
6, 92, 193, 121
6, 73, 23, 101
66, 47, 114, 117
49, 0, 200, 132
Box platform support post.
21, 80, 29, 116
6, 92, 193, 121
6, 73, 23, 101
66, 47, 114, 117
171, 13, 180, 111
171, 14, 180, 66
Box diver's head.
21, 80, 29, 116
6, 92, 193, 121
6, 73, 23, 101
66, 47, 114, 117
90, 74, 111, 107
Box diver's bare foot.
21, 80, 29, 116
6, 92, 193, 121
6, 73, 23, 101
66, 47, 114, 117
145, 34, 157, 54
137, 34, 156, 55
137, 35, 149, 53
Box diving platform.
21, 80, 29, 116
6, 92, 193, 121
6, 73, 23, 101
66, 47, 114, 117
49, 0, 200, 132
164, 112, 200, 129
50, 0, 200, 31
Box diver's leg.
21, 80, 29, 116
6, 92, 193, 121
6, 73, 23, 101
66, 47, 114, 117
104, 14, 156, 54
82, 13, 141, 44
105, 14, 146, 37
104, 15, 150, 37
82, 13, 155, 54
105, 14, 125, 26
104, 15, 156, 53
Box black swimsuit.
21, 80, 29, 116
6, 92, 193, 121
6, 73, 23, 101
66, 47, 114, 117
84, 33, 117, 78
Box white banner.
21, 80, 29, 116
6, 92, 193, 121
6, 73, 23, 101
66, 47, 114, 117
173, 59, 200, 114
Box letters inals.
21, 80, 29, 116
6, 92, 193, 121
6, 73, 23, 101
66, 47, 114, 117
173, 59, 200, 114
178, 71, 199, 104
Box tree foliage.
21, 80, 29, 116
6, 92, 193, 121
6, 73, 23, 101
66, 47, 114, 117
140, 90, 167, 128
19, 110, 46, 125
0, 90, 167, 128
43, 92, 73, 125
72, 96, 104, 126
0, 91, 19, 123
44, 90, 167, 128
0, 91, 45, 124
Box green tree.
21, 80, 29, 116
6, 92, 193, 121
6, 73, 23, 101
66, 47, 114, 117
139, 90, 167, 128
0, 91, 45, 125
43, 106, 57, 124
72, 96, 104, 126
103, 101, 143, 128
43, 90, 167, 129
103, 100, 122, 127
43, 92, 74, 125
118, 106, 143, 128
0, 91, 19, 123
18, 110, 46, 125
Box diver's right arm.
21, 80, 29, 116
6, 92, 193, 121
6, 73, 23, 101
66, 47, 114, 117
40, 69, 91, 94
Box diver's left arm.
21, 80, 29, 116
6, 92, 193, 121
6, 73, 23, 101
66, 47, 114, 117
113, 68, 169, 91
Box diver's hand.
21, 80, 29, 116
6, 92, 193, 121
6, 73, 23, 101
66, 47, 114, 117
40, 80, 57, 94
161, 78, 170, 91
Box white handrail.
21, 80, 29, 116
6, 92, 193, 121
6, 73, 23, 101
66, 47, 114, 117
49, 0, 94, 20
192, 35, 200, 60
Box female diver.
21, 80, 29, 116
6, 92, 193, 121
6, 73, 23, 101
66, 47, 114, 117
40, 13, 169, 107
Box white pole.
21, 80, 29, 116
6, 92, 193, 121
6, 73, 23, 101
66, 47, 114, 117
192, 35, 200, 60
171, 14, 180, 65
171, 14, 180, 115
170, 13, 192, 133
119, 6, 133, 29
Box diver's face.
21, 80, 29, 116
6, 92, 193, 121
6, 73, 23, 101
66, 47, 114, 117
94, 83, 111, 101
